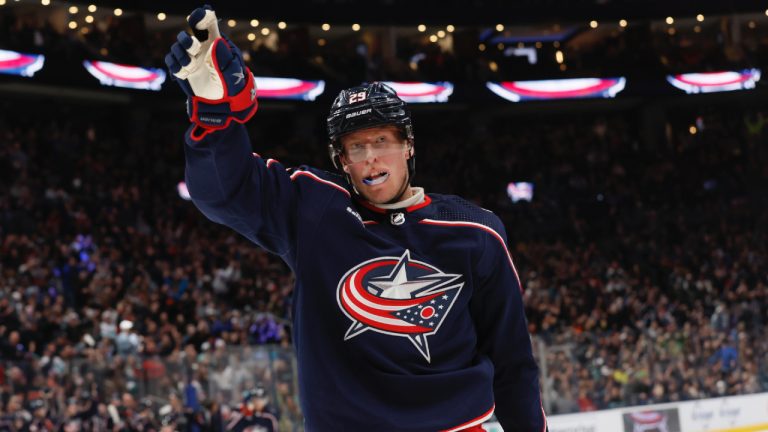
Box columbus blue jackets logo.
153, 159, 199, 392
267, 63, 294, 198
336, 250, 464, 362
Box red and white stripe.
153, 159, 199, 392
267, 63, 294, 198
289, 170, 351, 197
441, 405, 495, 432
0, 50, 37, 69
674, 71, 749, 87
419, 219, 521, 291
89, 61, 159, 82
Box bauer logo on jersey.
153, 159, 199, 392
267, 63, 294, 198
336, 250, 464, 362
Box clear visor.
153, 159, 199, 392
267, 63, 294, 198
341, 140, 409, 165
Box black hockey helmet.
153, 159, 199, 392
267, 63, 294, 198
327, 82, 415, 178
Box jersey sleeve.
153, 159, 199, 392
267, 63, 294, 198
470, 218, 548, 432
183, 123, 299, 258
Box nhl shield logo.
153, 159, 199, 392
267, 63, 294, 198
336, 250, 464, 362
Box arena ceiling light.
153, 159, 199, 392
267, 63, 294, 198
83, 60, 166, 90
0, 49, 45, 77
666, 69, 761, 94
487, 77, 626, 102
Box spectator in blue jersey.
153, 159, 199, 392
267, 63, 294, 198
709, 334, 739, 374
165, 5, 548, 431
225, 386, 279, 432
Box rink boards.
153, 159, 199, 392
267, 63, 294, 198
483, 392, 768, 432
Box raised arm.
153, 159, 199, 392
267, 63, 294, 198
165, 6, 297, 257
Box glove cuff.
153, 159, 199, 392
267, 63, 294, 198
188, 69, 258, 140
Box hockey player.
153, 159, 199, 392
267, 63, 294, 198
165, 6, 548, 431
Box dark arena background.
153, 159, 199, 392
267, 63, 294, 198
1, 0, 768, 431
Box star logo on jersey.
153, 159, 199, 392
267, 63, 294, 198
336, 250, 464, 362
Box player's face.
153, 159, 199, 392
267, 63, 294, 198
339, 126, 413, 204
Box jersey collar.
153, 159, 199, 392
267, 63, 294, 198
356, 193, 432, 214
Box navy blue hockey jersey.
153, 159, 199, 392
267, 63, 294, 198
184, 123, 547, 432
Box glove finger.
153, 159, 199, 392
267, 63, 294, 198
190, 8, 220, 43
165, 53, 190, 80
176, 31, 193, 49
171, 43, 192, 67
186, 6, 211, 29
165, 53, 181, 75
177, 31, 203, 56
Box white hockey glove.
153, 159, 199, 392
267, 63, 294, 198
165, 5, 257, 139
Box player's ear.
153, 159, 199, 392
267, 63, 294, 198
407, 140, 414, 159
339, 153, 350, 172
